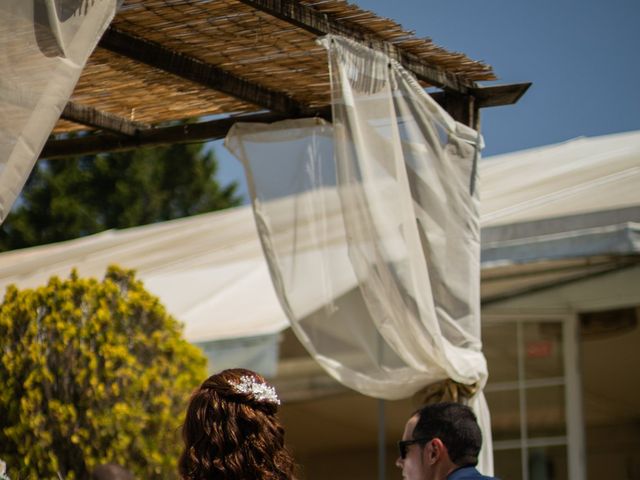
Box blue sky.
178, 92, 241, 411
214, 0, 640, 202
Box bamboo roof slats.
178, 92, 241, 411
236, 0, 484, 91
47, 0, 527, 152
100, 27, 308, 116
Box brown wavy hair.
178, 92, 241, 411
179, 368, 295, 479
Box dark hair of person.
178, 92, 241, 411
178, 368, 295, 480
412, 402, 482, 467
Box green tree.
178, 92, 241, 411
0, 142, 241, 250
0, 266, 207, 479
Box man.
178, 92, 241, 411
396, 402, 498, 480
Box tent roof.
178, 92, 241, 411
0, 206, 287, 342
480, 129, 640, 226
480, 130, 640, 303
2, 131, 639, 341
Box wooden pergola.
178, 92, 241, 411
42, 0, 530, 159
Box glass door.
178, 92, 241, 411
483, 315, 585, 480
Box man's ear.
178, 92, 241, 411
427, 438, 447, 464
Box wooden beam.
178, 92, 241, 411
62, 101, 150, 136
41, 108, 331, 159
98, 27, 309, 116
471, 82, 532, 108
430, 83, 531, 128
236, 0, 475, 93
45, 85, 529, 159
43, 91, 459, 158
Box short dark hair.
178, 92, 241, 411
412, 402, 482, 467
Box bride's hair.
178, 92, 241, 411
179, 368, 295, 479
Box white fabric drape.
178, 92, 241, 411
0, 0, 121, 223
226, 34, 492, 471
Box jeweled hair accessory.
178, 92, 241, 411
230, 375, 281, 405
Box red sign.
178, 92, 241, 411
526, 340, 554, 358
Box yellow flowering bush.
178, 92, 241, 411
0, 266, 207, 479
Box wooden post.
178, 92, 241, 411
441, 91, 479, 130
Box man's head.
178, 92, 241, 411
395, 402, 483, 480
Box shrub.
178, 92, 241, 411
0, 266, 207, 479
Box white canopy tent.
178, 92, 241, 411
0, 204, 284, 343
479, 130, 640, 306
480, 130, 640, 265
0, 130, 637, 343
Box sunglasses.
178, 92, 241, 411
397, 438, 432, 459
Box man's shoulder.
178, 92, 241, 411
447, 466, 499, 480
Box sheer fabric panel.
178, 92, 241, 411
226, 33, 492, 471
0, 0, 121, 223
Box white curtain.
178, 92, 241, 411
225, 34, 492, 472
0, 0, 122, 223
